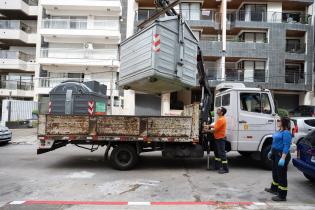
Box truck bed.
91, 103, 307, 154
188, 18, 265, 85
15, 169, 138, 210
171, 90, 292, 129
38, 104, 199, 143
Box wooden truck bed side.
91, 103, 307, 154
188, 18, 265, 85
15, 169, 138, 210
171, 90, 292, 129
38, 103, 200, 143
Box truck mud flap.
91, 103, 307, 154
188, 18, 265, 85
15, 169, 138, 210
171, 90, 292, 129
37, 141, 68, 155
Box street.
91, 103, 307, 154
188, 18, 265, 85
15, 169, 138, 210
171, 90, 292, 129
0, 129, 314, 210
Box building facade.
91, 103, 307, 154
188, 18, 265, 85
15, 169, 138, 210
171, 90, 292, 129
134, 0, 315, 112
35, 0, 134, 115
0, 0, 38, 117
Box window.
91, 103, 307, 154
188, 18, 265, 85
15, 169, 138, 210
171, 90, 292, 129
240, 93, 261, 113
180, 3, 200, 20
261, 93, 271, 114
239, 4, 267, 22
215, 96, 221, 107
114, 96, 120, 107
222, 94, 230, 106
305, 120, 315, 127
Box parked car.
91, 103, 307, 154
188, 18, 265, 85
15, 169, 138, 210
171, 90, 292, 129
293, 130, 315, 182
290, 105, 315, 117
291, 117, 315, 145
0, 125, 12, 144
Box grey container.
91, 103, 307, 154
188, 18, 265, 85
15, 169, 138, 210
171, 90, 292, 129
49, 81, 107, 115
119, 16, 198, 94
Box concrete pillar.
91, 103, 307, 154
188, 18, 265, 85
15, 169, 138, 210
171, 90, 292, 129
161, 93, 170, 116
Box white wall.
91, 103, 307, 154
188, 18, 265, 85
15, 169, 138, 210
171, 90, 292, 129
267, 2, 282, 22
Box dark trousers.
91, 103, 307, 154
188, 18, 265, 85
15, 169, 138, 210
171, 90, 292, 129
214, 138, 228, 170
270, 149, 291, 199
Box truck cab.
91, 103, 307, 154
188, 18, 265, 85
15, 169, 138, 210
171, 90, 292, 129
214, 83, 278, 168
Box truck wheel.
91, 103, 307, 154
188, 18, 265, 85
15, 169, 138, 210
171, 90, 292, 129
303, 173, 315, 182
261, 144, 272, 170
238, 151, 252, 157
110, 145, 138, 170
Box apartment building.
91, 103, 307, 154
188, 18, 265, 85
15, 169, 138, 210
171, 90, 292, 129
134, 0, 315, 112
35, 0, 134, 115
0, 0, 38, 114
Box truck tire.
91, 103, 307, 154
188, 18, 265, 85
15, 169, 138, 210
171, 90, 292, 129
261, 144, 272, 170
238, 151, 252, 157
110, 145, 138, 170
303, 173, 315, 182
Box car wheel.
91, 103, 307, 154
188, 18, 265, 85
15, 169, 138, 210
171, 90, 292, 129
261, 144, 272, 170
110, 144, 139, 170
303, 173, 315, 182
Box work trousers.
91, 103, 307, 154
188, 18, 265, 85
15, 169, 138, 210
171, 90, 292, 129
270, 148, 291, 199
213, 138, 228, 170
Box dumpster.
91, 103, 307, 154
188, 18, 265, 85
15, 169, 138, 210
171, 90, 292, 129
119, 16, 198, 94
49, 81, 107, 115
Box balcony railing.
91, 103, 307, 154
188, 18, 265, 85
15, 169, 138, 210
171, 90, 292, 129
286, 43, 306, 54
41, 19, 119, 31
0, 50, 35, 62
229, 11, 311, 24
22, 0, 38, 6
39, 77, 83, 88
285, 72, 305, 84
209, 69, 266, 82
0, 20, 36, 33
38, 77, 115, 89
135, 9, 216, 23
40, 48, 118, 60
0, 80, 34, 91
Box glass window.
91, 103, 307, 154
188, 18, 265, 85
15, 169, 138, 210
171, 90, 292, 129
240, 93, 261, 113
222, 94, 230, 106
261, 93, 272, 114
114, 96, 120, 107
305, 120, 315, 127
215, 96, 221, 107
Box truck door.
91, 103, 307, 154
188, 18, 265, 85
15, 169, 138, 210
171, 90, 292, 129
238, 92, 276, 151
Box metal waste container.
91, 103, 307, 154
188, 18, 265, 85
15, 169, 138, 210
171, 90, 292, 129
49, 81, 107, 115
119, 16, 198, 94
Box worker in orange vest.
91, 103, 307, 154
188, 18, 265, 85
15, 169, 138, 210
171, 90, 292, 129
208, 107, 228, 174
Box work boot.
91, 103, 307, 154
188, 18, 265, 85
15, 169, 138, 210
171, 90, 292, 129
213, 160, 220, 170
218, 167, 229, 174
272, 195, 286, 202
264, 188, 277, 195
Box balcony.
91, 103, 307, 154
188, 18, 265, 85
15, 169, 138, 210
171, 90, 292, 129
0, 80, 34, 98
199, 39, 268, 58
0, 50, 36, 72
286, 43, 306, 54
38, 48, 119, 67
135, 9, 217, 29
208, 69, 266, 83
0, 0, 38, 19
40, 19, 120, 43
230, 11, 311, 27
37, 77, 116, 95
0, 20, 37, 45
285, 72, 305, 84
41, 0, 121, 15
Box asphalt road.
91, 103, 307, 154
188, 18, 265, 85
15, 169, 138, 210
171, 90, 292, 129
0, 129, 314, 210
